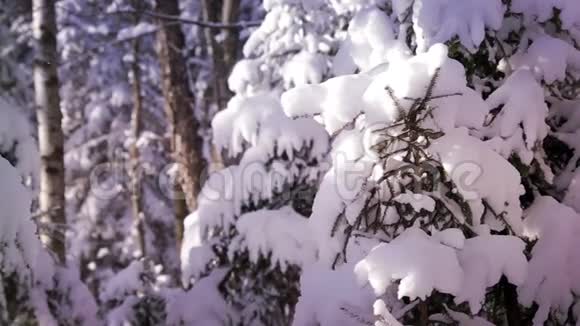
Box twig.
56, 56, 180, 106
330, 112, 363, 141
340, 305, 374, 325
131, 10, 262, 30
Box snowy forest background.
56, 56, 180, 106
2, 0, 580, 325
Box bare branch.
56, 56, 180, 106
121, 10, 262, 30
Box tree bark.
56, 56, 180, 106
201, 0, 240, 110
418, 300, 429, 326
201, 0, 227, 111
129, 26, 146, 258
201, 0, 240, 170
221, 0, 241, 74
173, 182, 188, 251
502, 276, 522, 326
154, 0, 205, 249
33, 0, 66, 264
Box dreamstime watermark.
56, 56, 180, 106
86, 151, 485, 205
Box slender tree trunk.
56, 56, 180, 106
201, 0, 227, 110
154, 0, 205, 249
201, 0, 240, 110
418, 300, 428, 326
200, 0, 226, 171
221, 0, 241, 74
502, 276, 521, 326
129, 34, 146, 258
173, 183, 188, 251
201, 0, 240, 170
33, 0, 66, 264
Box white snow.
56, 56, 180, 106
431, 305, 495, 326
283, 51, 327, 87
0, 156, 38, 277
282, 74, 372, 133
483, 69, 549, 164
394, 192, 435, 213
293, 263, 376, 326
213, 92, 329, 158
455, 235, 527, 313
373, 299, 404, 326
503, 35, 580, 84
564, 170, 580, 213
429, 127, 525, 234
512, 0, 580, 27
332, 7, 400, 74
0, 99, 40, 187
519, 197, 580, 325
411, 0, 504, 52
164, 270, 233, 326
354, 228, 463, 300
228, 59, 263, 95
356, 227, 527, 314
116, 22, 156, 41
231, 206, 316, 269
100, 260, 144, 303
431, 228, 465, 249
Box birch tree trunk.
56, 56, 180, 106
32, 0, 66, 264
154, 0, 205, 249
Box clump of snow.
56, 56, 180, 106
293, 263, 376, 326
231, 206, 316, 269
51, 266, 101, 325
354, 228, 463, 300
282, 74, 372, 133
0, 98, 39, 186
429, 127, 525, 234
228, 59, 263, 95
116, 22, 156, 41
0, 156, 39, 277
482, 69, 549, 164
212, 92, 282, 155
283, 51, 327, 87
329, 0, 387, 14
213, 92, 329, 158
100, 260, 144, 303
502, 36, 580, 84
285, 43, 489, 136
455, 235, 527, 312
511, 0, 580, 28
180, 210, 221, 285
307, 156, 374, 265
356, 227, 527, 313
430, 305, 495, 325
164, 270, 234, 326
564, 170, 580, 212
0, 156, 100, 324
362, 44, 488, 131
411, 0, 504, 52
264, 0, 326, 11
373, 299, 403, 326
394, 192, 435, 213
519, 196, 580, 325
332, 7, 400, 74
431, 228, 465, 249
